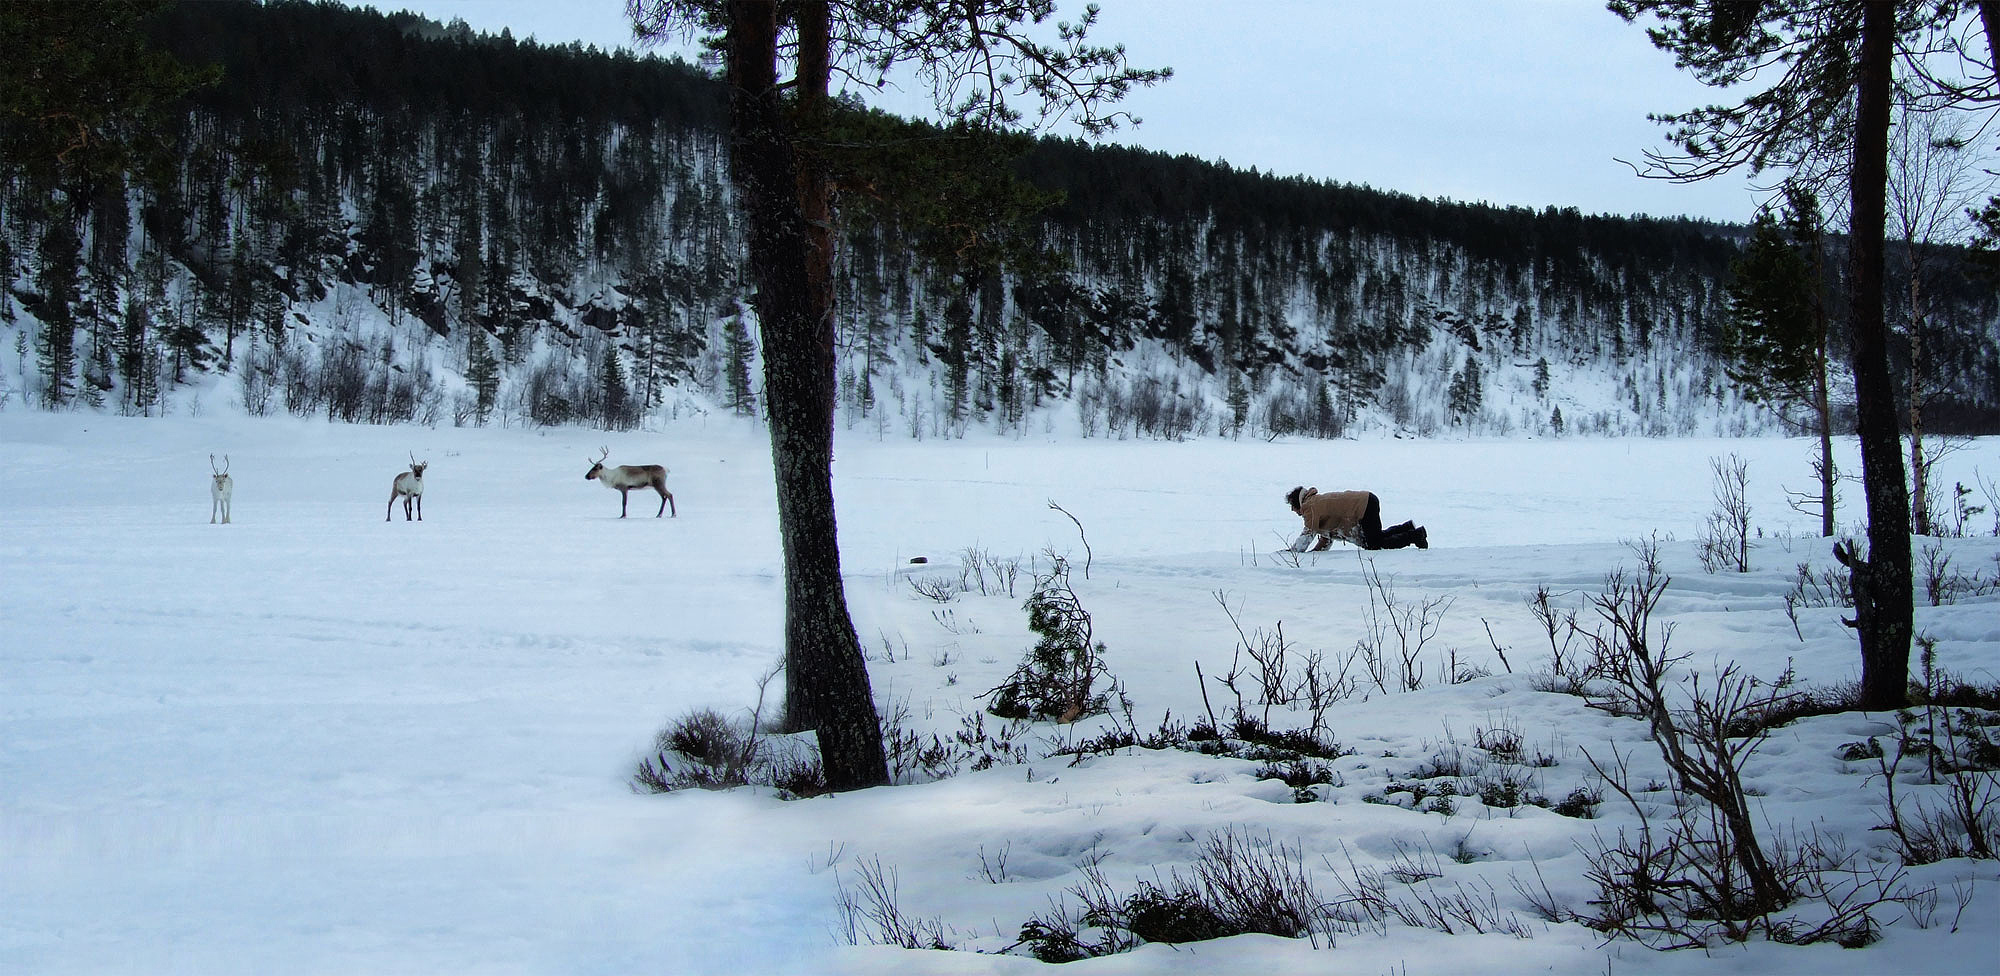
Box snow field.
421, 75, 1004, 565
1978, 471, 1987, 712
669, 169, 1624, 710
2, 410, 1998, 974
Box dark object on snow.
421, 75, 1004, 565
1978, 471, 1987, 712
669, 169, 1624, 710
1285, 486, 1427, 551
909, 556, 928, 564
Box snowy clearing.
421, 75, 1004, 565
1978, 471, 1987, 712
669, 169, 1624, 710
3, 411, 1998, 974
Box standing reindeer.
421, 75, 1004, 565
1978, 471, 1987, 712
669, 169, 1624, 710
585, 447, 675, 518
386, 453, 427, 521
209, 454, 233, 524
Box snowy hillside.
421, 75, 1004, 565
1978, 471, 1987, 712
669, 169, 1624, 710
7, 2, 1996, 442
4, 410, 1998, 973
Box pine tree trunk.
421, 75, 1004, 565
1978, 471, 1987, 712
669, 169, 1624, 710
723, 0, 887, 791
1842, 1, 1914, 711
1816, 362, 1835, 538
1983, 2, 2000, 80
1907, 271, 1929, 536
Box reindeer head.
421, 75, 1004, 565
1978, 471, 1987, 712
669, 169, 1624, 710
585, 446, 609, 481
408, 452, 428, 478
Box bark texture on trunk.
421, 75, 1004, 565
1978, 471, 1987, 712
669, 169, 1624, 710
1842, 0, 1914, 711
724, 0, 887, 791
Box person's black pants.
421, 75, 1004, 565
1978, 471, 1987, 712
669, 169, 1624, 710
1359, 494, 1424, 550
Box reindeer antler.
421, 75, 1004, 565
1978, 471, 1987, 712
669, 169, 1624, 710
221, 454, 229, 475
596, 446, 611, 463
211, 453, 221, 475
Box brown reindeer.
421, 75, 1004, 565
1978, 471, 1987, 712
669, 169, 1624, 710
586, 447, 674, 518
387, 453, 427, 521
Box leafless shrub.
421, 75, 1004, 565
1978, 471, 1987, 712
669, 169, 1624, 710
930, 608, 977, 634
1786, 556, 1854, 610
959, 548, 1022, 598
1918, 541, 1999, 606
1877, 739, 2000, 864
836, 856, 955, 949
1569, 560, 1909, 947
908, 575, 958, 603
1181, 828, 1332, 943
1901, 880, 1977, 931
1213, 592, 1360, 736
1355, 557, 1453, 694
631, 666, 821, 796
1324, 843, 1532, 940
1266, 540, 1304, 568
1527, 585, 1595, 695
1578, 747, 1901, 948
1872, 640, 2000, 863
1977, 470, 2000, 536
1011, 830, 1333, 960
1695, 454, 1752, 573
880, 704, 1033, 784
1510, 852, 1574, 923
1576, 562, 1784, 924
976, 842, 1014, 884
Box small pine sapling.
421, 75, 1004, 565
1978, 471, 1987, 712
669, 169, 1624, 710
985, 555, 1117, 722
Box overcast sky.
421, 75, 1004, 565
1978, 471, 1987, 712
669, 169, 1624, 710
368, 0, 1772, 224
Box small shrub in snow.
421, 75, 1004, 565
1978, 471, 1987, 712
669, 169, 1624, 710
880, 706, 1032, 783
1551, 786, 1604, 819
907, 575, 957, 603
1212, 593, 1360, 735
630, 670, 829, 798
1473, 723, 1525, 762
1118, 882, 1237, 944
632, 708, 755, 793
1253, 758, 1340, 791
664, 708, 741, 767
836, 857, 956, 950
1325, 845, 1533, 939
1695, 453, 1753, 574
1354, 558, 1454, 694
1474, 765, 1544, 810
1874, 648, 2000, 863
986, 556, 1118, 722
1225, 713, 1354, 761
1785, 557, 1853, 610
1011, 829, 1335, 960
1918, 542, 2000, 606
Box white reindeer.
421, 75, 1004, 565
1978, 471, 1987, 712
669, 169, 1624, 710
386, 453, 427, 522
209, 454, 233, 524
585, 447, 675, 518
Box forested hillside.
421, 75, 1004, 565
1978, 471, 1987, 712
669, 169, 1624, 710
2, 0, 1995, 438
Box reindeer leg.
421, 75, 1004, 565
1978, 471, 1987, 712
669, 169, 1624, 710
388, 491, 397, 521
415, 495, 422, 521
619, 487, 630, 518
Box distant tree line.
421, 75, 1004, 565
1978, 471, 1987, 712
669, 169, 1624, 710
0, 0, 1995, 437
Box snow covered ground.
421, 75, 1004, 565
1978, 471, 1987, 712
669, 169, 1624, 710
3, 410, 1997, 974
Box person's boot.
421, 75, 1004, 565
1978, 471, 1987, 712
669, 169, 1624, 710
1389, 520, 1415, 534
1415, 526, 1429, 549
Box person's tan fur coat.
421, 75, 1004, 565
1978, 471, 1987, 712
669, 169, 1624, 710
1291, 487, 1371, 543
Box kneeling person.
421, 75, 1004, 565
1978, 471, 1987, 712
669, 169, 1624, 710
1285, 485, 1428, 552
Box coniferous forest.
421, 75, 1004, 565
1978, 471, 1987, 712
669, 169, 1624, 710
3, 0, 1996, 438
